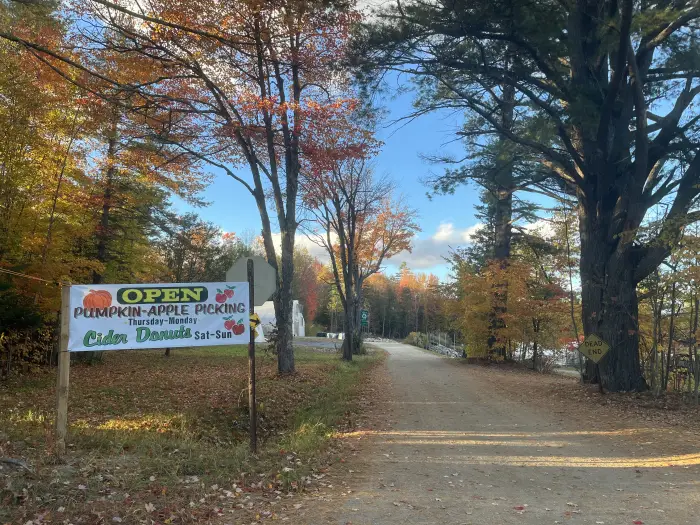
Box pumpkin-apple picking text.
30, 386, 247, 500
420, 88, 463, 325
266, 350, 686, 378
66, 282, 250, 352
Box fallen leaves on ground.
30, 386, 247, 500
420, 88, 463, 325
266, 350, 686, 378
456, 363, 700, 455
0, 346, 381, 524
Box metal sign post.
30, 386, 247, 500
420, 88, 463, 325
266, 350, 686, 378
228, 255, 276, 453
247, 259, 257, 453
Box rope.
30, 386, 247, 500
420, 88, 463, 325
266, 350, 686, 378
0, 268, 61, 286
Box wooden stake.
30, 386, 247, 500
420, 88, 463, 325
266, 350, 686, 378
247, 259, 257, 453
56, 285, 71, 457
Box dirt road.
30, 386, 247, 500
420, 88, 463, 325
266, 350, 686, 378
313, 341, 700, 525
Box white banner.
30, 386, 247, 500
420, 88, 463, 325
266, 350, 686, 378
67, 282, 249, 351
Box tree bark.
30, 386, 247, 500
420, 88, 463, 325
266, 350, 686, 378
486, 82, 515, 360
579, 206, 647, 391
274, 229, 296, 374
92, 117, 118, 285
342, 292, 355, 361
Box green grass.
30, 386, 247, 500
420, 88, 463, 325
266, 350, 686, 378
284, 356, 376, 458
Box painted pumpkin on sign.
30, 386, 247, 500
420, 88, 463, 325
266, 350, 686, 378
83, 290, 112, 309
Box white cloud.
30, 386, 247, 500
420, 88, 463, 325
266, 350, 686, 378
522, 219, 556, 239
432, 222, 456, 242
280, 222, 482, 273
388, 220, 558, 271
271, 232, 334, 262
431, 222, 482, 244
387, 222, 482, 270
276, 219, 557, 276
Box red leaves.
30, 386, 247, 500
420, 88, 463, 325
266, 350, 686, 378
633, 521, 644, 524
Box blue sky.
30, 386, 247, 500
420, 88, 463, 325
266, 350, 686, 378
174, 84, 484, 280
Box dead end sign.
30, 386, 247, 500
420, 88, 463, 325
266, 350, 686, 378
578, 334, 610, 363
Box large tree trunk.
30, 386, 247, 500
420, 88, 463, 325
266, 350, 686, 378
256, 182, 296, 375
342, 292, 355, 361
579, 211, 647, 391
352, 282, 364, 354
486, 83, 515, 360
493, 186, 513, 261
275, 229, 296, 374
486, 189, 512, 359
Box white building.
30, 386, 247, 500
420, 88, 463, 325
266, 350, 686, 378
256, 300, 305, 339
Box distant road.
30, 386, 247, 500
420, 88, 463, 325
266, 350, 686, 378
293, 336, 343, 351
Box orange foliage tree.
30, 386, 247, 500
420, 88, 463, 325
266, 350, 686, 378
0, 3, 215, 371
291, 247, 323, 323
3, 0, 372, 373
304, 159, 419, 359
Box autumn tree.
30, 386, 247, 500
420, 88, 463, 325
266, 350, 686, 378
354, 0, 700, 390
291, 247, 322, 323
305, 159, 419, 358
362, 273, 395, 337
457, 257, 570, 365
2, 0, 370, 374
0, 2, 213, 371
156, 217, 255, 283
354, 266, 452, 342
635, 226, 700, 397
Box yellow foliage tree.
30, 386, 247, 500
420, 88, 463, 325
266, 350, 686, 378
458, 259, 571, 367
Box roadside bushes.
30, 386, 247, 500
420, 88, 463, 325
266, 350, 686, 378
403, 332, 427, 348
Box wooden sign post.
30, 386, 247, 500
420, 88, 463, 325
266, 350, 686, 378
53, 281, 252, 457
56, 285, 71, 457
247, 259, 257, 453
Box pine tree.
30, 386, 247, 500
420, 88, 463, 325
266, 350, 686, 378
355, 0, 700, 390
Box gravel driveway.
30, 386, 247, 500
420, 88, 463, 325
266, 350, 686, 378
322, 341, 699, 525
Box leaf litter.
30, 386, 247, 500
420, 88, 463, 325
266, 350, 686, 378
0, 347, 382, 524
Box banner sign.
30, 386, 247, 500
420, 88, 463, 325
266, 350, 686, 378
67, 282, 249, 351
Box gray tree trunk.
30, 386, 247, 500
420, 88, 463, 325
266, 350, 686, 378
579, 203, 647, 391
275, 229, 296, 373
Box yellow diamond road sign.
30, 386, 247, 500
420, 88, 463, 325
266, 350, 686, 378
579, 334, 610, 363
250, 313, 261, 338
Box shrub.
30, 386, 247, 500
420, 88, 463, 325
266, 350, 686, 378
403, 332, 427, 348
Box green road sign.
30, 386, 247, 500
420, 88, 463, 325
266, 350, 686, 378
360, 309, 369, 326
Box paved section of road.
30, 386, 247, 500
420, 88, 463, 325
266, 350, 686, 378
293, 337, 344, 351
323, 341, 699, 525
